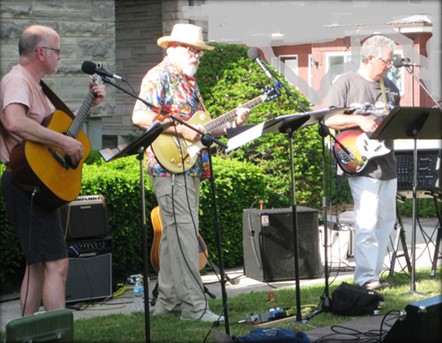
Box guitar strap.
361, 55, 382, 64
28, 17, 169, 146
195, 89, 208, 113
379, 78, 389, 113
40, 81, 75, 118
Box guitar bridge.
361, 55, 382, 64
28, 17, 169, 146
48, 147, 70, 169
337, 149, 354, 163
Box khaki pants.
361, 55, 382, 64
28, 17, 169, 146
151, 174, 207, 315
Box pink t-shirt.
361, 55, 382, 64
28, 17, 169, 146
0, 64, 54, 163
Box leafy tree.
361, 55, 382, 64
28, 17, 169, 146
197, 43, 329, 209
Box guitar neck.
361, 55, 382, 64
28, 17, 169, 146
66, 88, 97, 138
203, 94, 266, 132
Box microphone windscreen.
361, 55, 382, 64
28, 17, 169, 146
393, 57, 403, 68
81, 60, 96, 75
247, 47, 260, 61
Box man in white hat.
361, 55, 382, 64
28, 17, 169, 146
132, 23, 250, 322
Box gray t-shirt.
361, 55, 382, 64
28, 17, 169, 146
325, 71, 401, 180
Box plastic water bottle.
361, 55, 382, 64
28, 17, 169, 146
133, 279, 144, 311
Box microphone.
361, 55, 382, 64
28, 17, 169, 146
81, 60, 124, 80
247, 47, 273, 79
393, 57, 421, 68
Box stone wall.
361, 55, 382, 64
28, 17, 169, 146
111, 0, 207, 147
0, 0, 117, 149
0, 0, 207, 149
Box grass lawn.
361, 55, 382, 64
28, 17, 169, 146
3, 267, 439, 342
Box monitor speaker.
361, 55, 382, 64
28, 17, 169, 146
65, 252, 112, 303
243, 207, 322, 282
60, 194, 108, 240
5, 309, 73, 342
382, 294, 442, 342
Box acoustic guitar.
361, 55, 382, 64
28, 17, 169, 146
9, 76, 103, 210
150, 205, 208, 273
151, 85, 281, 174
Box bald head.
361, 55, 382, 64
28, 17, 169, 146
18, 25, 59, 57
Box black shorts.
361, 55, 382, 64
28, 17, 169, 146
1, 172, 67, 265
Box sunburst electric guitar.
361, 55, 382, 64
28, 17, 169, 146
333, 124, 390, 174
9, 76, 103, 210
151, 85, 281, 174
150, 206, 208, 273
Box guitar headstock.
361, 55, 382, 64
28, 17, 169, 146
262, 83, 281, 102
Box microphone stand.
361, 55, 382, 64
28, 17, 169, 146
404, 65, 442, 110
200, 133, 231, 335
399, 65, 441, 294
264, 63, 309, 113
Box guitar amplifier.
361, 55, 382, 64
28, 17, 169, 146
60, 194, 109, 240
395, 149, 441, 192
65, 236, 112, 303
67, 236, 112, 258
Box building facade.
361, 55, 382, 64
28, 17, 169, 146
0, 1, 438, 150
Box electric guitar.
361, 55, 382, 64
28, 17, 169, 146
150, 206, 208, 273
9, 76, 103, 210
333, 127, 390, 174
151, 85, 281, 174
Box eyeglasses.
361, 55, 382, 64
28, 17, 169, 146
177, 44, 204, 57
37, 46, 61, 55
377, 57, 393, 67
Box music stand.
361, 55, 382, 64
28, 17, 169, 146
99, 120, 171, 343
371, 106, 442, 294
227, 107, 344, 321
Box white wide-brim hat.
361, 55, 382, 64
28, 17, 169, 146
157, 23, 214, 51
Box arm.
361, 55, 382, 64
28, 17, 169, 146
324, 113, 379, 132
3, 103, 84, 164
210, 106, 251, 137
132, 108, 204, 143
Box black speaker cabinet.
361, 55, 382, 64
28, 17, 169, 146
243, 207, 322, 282
65, 252, 112, 303
60, 195, 108, 240
383, 294, 442, 342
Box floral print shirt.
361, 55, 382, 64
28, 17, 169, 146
134, 57, 211, 179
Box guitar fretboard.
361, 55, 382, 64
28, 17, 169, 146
66, 80, 100, 138
203, 95, 266, 132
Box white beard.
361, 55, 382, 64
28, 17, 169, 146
182, 62, 198, 77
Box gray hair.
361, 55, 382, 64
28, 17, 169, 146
18, 25, 57, 56
360, 35, 396, 63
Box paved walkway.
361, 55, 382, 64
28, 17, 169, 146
1, 217, 440, 333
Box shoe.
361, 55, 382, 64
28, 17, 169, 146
181, 309, 225, 322
151, 303, 168, 316
363, 279, 390, 290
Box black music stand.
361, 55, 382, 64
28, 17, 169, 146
99, 120, 171, 343
371, 106, 441, 294
227, 107, 344, 321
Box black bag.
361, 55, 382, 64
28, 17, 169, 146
330, 282, 384, 316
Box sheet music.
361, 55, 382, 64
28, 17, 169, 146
226, 107, 346, 153
226, 123, 264, 153
99, 144, 128, 162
